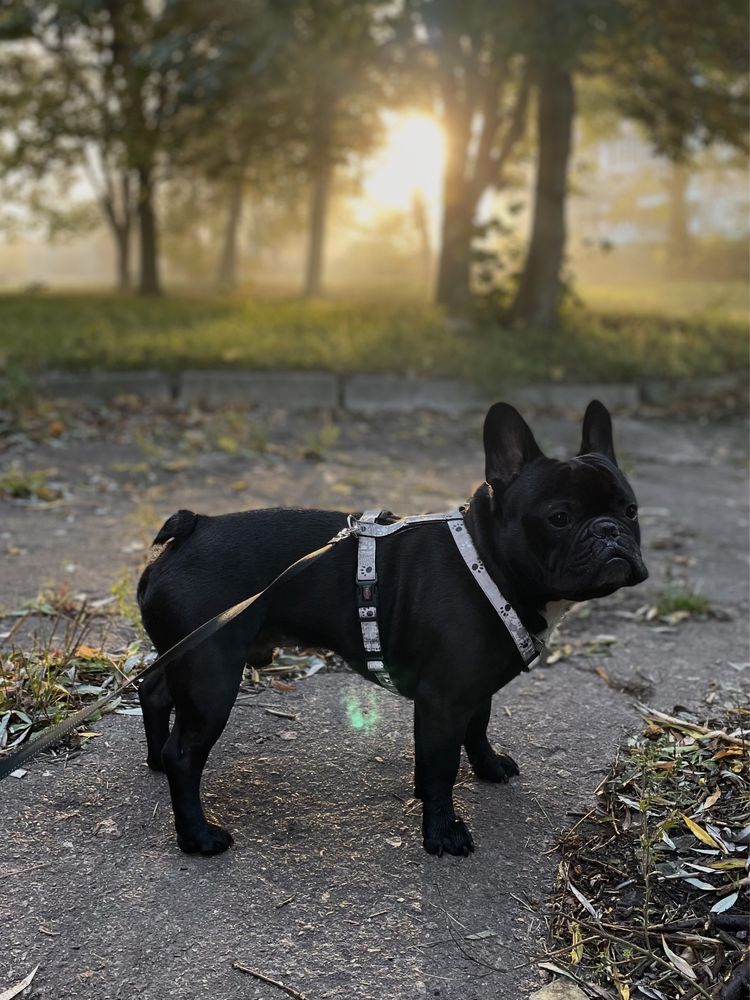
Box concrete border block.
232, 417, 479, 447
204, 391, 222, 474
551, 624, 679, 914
16, 368, 744, 413
639, 374, 744, 406
38, 370, 173, 403
504, 382, 640, 411
344, 374, 490, 413
180, 370, 339, 408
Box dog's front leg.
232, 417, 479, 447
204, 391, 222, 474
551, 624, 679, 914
464, 697, 520, 784
414, 691, 475, 857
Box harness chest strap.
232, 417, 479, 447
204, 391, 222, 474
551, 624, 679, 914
354, 509, 542, 693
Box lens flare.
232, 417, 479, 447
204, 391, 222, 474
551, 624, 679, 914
342, 688, 381, 733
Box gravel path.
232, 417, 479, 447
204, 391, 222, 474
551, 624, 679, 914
1, 403, 748, 1000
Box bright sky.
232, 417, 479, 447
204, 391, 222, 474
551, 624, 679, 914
356, 112, 445, 230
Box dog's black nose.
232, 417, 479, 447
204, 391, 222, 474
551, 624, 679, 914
593, 519, 620, 540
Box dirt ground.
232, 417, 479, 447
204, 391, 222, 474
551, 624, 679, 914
1, 400, 748, 1000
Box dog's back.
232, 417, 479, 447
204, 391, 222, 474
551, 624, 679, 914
137, 506, 350, 652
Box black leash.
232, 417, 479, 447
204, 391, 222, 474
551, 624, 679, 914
0, 522, 357, 782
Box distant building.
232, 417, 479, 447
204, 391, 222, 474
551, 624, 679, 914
570, 121, 748, 249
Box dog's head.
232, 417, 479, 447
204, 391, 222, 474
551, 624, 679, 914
482, 400, 648, 602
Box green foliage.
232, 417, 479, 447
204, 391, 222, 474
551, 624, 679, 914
300, 418, 341, 460
581, 280, 748, 323
599, 0, 749, 159
0, 466, 60, 502
654, 590, 711, 618
0, 291, 745, 385
0, 604, 146, 744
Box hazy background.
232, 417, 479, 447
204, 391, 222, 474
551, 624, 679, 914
0, 0, 746, 329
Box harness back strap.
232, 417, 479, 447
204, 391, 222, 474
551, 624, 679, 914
356, 509, 396, 692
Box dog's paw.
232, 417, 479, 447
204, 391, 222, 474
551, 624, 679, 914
471, 750, 519, 784
176, 823, 234, 856
146, 754, 166, 773
423, 818, 475, 858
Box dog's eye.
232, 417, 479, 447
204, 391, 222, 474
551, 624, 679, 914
625, 504, 638, 520
548, 511, 571, 528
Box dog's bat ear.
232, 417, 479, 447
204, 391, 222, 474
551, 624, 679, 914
483, 402, 543, 488
579, 399, 617, 464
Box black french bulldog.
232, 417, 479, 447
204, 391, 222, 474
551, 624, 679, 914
137, 401, 647, 857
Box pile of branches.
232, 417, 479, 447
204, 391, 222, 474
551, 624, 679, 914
542, 705, 749, 1000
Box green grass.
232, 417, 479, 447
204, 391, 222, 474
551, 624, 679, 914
0, 288, 746, 386
579, 280, 748, 324
0, 467, 61, 502
654, 589, 711, 618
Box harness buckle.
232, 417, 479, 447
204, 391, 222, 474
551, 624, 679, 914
328, 515, 363, 545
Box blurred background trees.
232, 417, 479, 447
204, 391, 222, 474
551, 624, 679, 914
0, 0, 747, 328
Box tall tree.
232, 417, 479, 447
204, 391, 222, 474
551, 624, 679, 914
0, 14, 137, 290
510, 0, 603, 328
512, 0, 749, 328
510, 60, 574, 327
605, 0, 749, 163
273, 0, 391, 298
405, 0, 531, 311
0, 0, 246, 295
605, 0, 749, 279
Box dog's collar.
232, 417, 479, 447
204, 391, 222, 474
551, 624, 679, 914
352, 508, 542, 693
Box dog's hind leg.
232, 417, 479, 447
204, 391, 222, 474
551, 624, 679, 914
161, 630, 247, 856
138, 667, 174, 772
463, 697, 519, 783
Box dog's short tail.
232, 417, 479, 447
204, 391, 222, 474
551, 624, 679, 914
152, 508, 200, 545
138, 510, 201, 611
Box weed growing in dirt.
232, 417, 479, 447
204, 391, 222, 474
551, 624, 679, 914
655, 590, 711, 619
300, 418, 341, 460
0, 605, 145, 751
0, 466, 61, 502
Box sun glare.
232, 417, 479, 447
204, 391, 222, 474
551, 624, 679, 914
359, 113, 445, 221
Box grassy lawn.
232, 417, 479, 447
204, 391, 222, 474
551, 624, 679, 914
579, 279, 748, 323
0, 286, 746, 386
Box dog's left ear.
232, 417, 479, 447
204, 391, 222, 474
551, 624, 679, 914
579, 399, 617, 464
484, 402, 543, 489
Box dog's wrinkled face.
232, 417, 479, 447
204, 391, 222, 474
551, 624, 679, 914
483, 400, 648, 603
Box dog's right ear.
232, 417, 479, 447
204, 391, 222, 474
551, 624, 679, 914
483, 403, 543, 490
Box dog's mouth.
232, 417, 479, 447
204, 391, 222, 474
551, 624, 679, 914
555, 546, 648, 601
592, 550, 649, 595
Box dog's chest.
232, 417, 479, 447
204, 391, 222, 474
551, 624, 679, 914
536, 600, 575, 645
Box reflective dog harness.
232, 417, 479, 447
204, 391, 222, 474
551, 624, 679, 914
353, 509, 543, 693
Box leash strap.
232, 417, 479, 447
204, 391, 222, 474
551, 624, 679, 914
0, 520, 359, 781
1, 508, 543, 779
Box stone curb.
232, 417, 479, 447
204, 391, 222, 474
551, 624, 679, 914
16, 369, 746, 413
180, 370, 339, 408
37, 370, 177, 404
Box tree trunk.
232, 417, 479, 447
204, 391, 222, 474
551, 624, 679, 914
137, 165, 161, 296
216, 177, 245, 293
435, 195, 474, 310
411, 192, 433, 295
667, 161, 690, 276
511, 65, 575, 328
114, 224, 131, 293
435, 127, 474, 310
304, 157, 332, 298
